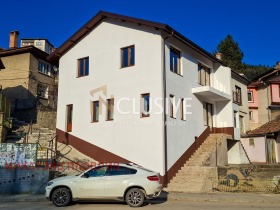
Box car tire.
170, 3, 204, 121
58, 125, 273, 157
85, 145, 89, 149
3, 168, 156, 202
125, 188, 145, 207
51, 187, 72, 207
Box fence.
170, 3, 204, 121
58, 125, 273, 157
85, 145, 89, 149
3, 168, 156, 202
213, 176, 280, 194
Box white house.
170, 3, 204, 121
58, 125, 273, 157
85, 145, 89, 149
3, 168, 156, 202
48, 11, 245, 185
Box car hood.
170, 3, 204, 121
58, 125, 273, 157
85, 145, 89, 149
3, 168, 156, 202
52, 176, 77, 182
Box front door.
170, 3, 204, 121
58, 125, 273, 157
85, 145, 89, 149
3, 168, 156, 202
203, 102, 213, 130
266, 138, 276, 164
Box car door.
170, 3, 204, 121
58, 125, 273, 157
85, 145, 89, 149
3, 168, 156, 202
104, 165, 137, 197
72, 165, 107, 198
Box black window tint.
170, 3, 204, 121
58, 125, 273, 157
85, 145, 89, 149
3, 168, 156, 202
106, 166, 136, 176
122, 48, 128, 67
86, 166, 107, 177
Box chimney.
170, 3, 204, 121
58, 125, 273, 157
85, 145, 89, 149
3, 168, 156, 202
215, 53, 222, 60
9, 30, 20, 48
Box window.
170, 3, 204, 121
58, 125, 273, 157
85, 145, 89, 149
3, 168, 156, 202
181, 98, 186, 120
107, 99, 114, 121
239, 115, 244, 133
106, 166, 137, 176
234, 111, 237, 128
37, 84, 48, 98
141, 94, 150, 117
36, 41, 43, 46
38, 60, 51, 75
78, 57, 89, 77
170, 95, 175, 118
86, 166, 107, 177
249, 111, 253, 121
121, 46, 135, 68
233, 86, 242, 105
198, 63, 210, 86
170, 47, 181, 75
66, 104, 73, 132
248, 91, 253, 102
249, 138, 255, 146
92, 101, 99, 122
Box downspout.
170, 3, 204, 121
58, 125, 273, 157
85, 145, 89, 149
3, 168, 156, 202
162, 30, 174, 186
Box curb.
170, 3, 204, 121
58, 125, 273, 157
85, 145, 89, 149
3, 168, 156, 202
166, 193, 280, 204
0, 195, 46, 203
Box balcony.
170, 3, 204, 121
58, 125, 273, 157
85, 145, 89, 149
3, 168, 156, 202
192, 86, 231, 101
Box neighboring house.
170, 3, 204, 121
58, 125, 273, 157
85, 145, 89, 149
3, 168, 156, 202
48, 11, 246, 185
21, 38, 55, 54
248, 64, 280, 130
241, 117, 280, 164
0, 31, 57, 122
231, 71, 251, 137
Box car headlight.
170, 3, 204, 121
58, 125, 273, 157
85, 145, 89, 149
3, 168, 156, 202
47, 182, 54, 186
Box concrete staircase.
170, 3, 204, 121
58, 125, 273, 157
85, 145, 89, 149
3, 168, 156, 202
168, 133, 231, 192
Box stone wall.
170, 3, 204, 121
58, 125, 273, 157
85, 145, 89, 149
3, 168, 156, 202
36, 110, 56, 130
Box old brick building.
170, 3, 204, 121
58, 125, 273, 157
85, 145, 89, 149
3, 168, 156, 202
0, 31, 57, 122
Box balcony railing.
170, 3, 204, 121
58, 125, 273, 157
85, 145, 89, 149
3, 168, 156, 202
232, 91, 242, 105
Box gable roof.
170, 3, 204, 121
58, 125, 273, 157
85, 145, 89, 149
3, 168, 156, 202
47, 11, 223, 65
246, 118, 280, 136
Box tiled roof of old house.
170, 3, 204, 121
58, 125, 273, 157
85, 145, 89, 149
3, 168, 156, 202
247, 117, 280, 135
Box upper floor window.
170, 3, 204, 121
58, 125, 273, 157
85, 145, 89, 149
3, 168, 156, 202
92, 101, 99, 122
233, 86, 242, 105
78, 57, 89, 77
249, 111, 253, 121
141, 93, 150, 117
107, 98, 114, 121
38, 60, 51, 75
170, 47, 181, 75
36, 41, 43, 46
248, 91, 253, 102
198, 63, 210, 86
121, 46, 135, 68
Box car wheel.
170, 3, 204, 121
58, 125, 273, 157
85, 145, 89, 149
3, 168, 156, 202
51, 187, 71, 207
125, 188, 145, 207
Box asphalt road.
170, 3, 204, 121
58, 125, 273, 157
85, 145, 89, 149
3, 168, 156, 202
0, 200, 279, 210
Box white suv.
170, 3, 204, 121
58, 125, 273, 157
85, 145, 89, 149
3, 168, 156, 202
46, 163, 162, 207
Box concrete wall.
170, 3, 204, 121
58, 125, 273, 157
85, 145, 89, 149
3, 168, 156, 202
228, 140, 250, 164
37, 110, 56, 130
0, 168, 49, 194
0, 53, 31, 110
241, 137, 266, 163
257, 86, 271, 125
276, 134, 280, 163
204, 138, 228, 166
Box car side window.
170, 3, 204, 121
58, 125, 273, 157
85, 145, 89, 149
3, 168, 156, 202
86, 166, 107, 177
106, 166, 137, 176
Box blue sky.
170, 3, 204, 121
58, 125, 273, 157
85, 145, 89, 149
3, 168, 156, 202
1, 0, 279, 66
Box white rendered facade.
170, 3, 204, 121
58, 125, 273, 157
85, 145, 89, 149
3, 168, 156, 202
54, 13, 236, 182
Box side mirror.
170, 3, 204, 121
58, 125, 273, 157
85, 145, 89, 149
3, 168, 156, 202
82, 173, 89, 178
